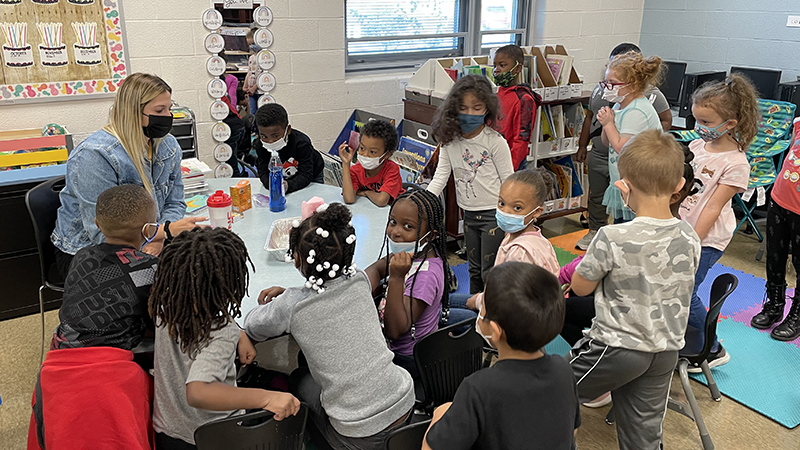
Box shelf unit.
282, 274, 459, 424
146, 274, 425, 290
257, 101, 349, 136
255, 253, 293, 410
170, 105, 198, 160
531, 93, 590, 221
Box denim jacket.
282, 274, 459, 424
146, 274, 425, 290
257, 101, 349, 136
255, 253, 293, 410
52, 129, 186, 255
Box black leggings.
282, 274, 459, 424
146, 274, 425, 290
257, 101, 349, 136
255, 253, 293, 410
54, 247, 74, 281
560, 293, 596, 347
766, 199, 800, 287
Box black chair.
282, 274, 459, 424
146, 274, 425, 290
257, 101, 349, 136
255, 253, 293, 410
194, 404, 308, 450
413, 318, 484, 413
604, 274, 737, 450
384, 419, 432, 450
25, 176, 66, 363
402, 182, 421, 192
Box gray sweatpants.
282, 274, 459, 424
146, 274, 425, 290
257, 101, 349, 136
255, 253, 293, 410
569, 337, 678, 450
587, 145, 610, 232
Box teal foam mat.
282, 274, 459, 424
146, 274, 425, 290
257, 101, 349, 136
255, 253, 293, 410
689, 319, 800, 428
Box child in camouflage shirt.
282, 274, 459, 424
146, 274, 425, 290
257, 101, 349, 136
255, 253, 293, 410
568, 130, 701, 450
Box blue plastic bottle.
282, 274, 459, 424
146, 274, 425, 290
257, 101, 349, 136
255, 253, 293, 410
269, 150, 286, 212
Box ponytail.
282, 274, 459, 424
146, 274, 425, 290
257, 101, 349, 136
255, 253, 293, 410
692, 73, 760, 151
607, 52, 663, 96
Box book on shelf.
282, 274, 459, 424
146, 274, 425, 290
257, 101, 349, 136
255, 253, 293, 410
545, 54, 573, 86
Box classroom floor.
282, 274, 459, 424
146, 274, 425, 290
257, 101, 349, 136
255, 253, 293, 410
1, 215, 798, 450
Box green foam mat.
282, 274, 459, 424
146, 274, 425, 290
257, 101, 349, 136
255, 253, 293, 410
689, 319, 800, 428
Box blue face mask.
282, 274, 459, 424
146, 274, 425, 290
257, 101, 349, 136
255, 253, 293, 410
388, 232, 430, 255
459, 113, 486, 134
495, 207, 539, 234
249, 43, 260, 53
694, 120, 730, 142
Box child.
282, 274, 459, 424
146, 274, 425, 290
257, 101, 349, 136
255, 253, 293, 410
428, 74, 514, 294
679, 74, 760, 366
365, 189, 451, 378
244, 203, 414, 449
576, 43, 673, 250
254, 103, 324, 194
423, 261, 580, 450
150, 228, 300, 449
243, 28, 262, 114
52, 184, 158, 351
449, 169, 559, 317
596, 51, 663, 224
569, 129, 700, 450
338, 119, 402, 207
493, 44, 539, 171
753, 117, 800, 341
28, 185, 160, 450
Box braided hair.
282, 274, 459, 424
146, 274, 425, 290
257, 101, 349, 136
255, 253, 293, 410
148, 227, 253, 356
380, 189, 453, 333
289, 203, 357, 291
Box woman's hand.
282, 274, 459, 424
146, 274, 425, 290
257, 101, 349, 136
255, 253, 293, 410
388, 252, 413, 279
170, 217, 209, 235
258, 286, 286, 305
596, 107, 615, 126
141, 240, 164, 256
338, 142, 354, 165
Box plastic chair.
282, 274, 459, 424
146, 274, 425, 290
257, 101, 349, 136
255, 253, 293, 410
25, 176, 66, 363
384, 419, 432, 450
732, 99, 796, 242
413, 318, 484, 414
194, 404, 308, 450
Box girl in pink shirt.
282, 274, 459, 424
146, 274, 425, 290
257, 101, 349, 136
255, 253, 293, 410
450, 169, 559, 314
752, 117, 800, 341
678, 74, 760, 368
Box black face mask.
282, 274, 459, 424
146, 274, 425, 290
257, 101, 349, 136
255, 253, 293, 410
142, 113, 173, 139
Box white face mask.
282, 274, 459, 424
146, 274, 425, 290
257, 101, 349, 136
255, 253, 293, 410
475, 311, 494, 348
388, 231, 430, 255
602, 85, 627, 103
261, 128, 288, 152
358, 154, 385, 171
620, 179, 635, 214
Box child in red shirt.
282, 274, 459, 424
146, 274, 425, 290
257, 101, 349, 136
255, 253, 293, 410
339, 119, 403, 207
493, 45, 540, 171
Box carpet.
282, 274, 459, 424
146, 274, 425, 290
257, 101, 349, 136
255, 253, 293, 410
547, 229, 588, 256
688, 319, 800, 428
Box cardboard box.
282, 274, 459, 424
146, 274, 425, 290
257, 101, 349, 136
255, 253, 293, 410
230, 180, 252, 213
570, 83, 584, 98
558, 85, 571, 99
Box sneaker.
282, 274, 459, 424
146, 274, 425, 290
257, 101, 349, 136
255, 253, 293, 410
687, 347, 730, 373
576, 229, 597, 251
582, 391, 612, 408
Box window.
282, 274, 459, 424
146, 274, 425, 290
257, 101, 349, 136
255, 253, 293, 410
345, 0, 530, 72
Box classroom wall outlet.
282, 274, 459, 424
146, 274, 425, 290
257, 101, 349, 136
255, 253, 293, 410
787, 15, 800, 27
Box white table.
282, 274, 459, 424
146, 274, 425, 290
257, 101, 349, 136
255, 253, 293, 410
202, 179, 390, 321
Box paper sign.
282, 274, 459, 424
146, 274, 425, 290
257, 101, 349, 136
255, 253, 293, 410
207, 55, 225, 76
257, 72, 276, 92
74, 44, 101, 65
257, 94, 276, 108
210, 100, 229, 120
207, 78, 226, 98
214, 143, 233, 162
212, 121, 232, 142
39, 45, 68, 67
2, 45, 34, 68
254, 28, 273, 49
204, 33, 225, 54
202, 9, 223, 30
253, 6, 273, 27
257, 49, 275, 70
224, 0, 253, 9
215, 162, 234, 178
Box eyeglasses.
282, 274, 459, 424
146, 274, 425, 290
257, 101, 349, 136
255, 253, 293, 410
141, 222, 160, 248
599, 80, 629, 90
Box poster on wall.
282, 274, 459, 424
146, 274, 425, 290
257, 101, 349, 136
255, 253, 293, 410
0, 0, 128, 103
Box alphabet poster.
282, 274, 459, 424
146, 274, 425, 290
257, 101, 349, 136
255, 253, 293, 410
0, 0, 128, 101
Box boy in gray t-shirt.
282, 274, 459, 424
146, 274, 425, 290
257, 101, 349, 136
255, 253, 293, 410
576, 43, 673, 250
569, 130, 700, 450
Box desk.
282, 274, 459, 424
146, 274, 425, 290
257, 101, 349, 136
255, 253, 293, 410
203, 179, 390, 321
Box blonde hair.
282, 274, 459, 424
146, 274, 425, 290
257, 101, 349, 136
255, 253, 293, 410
692, 73, 761, 151
607, 52, 663, 97
618, 129, 684, 196
103, 73, 172, 195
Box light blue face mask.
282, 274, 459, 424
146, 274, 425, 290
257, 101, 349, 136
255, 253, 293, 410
388, 231, 430, 255
694, 120, 730, 142
495, 207, 539, 233
459, 113, 486, 134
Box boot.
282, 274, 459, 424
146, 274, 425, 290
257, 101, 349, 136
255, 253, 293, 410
751, 283, 786, 329
771, 296, 800, 341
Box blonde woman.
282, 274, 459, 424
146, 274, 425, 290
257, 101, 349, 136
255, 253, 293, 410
52, 73, 205, 277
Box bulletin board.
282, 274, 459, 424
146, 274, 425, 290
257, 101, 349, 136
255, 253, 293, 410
0, 0, 128, 103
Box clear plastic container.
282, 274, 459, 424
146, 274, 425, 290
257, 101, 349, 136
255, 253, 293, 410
207, 190, 232, 229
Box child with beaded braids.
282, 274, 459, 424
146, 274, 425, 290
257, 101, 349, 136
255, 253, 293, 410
244, 203, 414, 450
365, 189, 452, 378
150, 227, 300, 450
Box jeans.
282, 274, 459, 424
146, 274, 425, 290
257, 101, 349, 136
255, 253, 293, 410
686, 246, 724, 353
517, 158, 528, 171
586, 146, 610, 231
463, 209, 505, 294
248, 93, 261, 115
766, 199, 800, 287
445, 293, 478, 325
